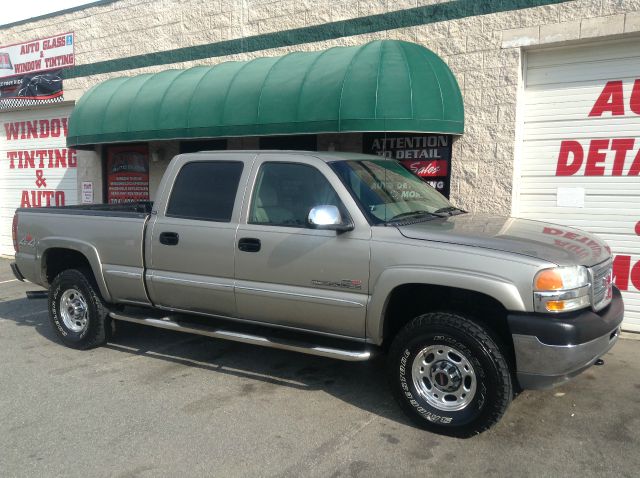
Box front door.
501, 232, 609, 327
234, 154, 371, 338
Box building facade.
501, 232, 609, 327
1, 0, 639, 330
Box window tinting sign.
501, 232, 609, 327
363, 133, 452, 198
0, 33, 74, 109
106, 145, 149, 204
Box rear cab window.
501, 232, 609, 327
166, 161, 244, 222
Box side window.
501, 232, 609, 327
166, 161, 243, 222
249, 162, 342, 227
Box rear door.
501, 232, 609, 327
146, 153, 254, 317
234, 153, 371, 338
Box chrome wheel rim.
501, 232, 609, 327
411, 344, 477, 412
59, 288, 89, 333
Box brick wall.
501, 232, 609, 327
2, 0, 640, 212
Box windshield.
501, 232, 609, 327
330, 159, 454, 224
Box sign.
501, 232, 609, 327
555, 79, 640, 177
2, 114, 77, 208
107, 145, 150, 204
556, 187, 585, 208
81, 181, 94, 204
0, 33, 74, 109
363, 133, 452, 197
552, 78, 640, 295
0, 107, 77, 254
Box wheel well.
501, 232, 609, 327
382, 284, 514, 363
43, 248, 93, 286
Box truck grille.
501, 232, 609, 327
589, 259, 613, 311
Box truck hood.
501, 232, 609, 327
396, 213, 611, 267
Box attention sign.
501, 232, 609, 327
363, 133, 453, 197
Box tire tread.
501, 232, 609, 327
388, 311, 512, 436
48, 268, 109, 350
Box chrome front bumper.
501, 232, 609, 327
513, 326, 620, 389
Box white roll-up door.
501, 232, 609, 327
515, 39, 640, 332
0, 105, 77, 256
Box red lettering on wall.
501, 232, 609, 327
613, 255, 640, 291
5, 149, 76, 169
589, 80, 625, 117
584, 139, 608, 175
2, 118, 69, 141
610, 138, 635, 176
613, 255, 630, 290
7, 151, 17, 169
629, 149, 640, 176
556, 140, 583, 176
68, 149, 77, 167
631, 79, 640, 115
20, 190, 65, 208
26, 121, 38, 139
4, 122, 20, 140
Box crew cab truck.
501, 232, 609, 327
11, 151, 624, 436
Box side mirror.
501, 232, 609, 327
308, 205, 354, 232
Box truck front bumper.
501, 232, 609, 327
508, 286, 624, 390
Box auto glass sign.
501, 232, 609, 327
0, 33, 74, 110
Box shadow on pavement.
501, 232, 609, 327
0, 296, 416, 430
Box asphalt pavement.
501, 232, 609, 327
1, 258, 639, 477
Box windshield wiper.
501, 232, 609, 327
386, 210, 437, 222
433, 206, 466, 216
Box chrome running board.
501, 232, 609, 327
109, 311, 373, 362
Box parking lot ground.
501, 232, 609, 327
1, 258, 639, 478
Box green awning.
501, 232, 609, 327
67, 40, 464, 148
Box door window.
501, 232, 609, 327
166, 161, 243, 222
249, 162, 341, 227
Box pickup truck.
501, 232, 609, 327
11, 150, 624, 436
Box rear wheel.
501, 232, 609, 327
388, 312, 512, 437
48, 269, 110, 349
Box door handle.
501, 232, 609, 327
159, 232, 179, 246
238, 237, 261, 252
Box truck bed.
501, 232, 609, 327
14, 201, 152, 305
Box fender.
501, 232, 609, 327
37, 237, 113, 302
366, 266, 526, 345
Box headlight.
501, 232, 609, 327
533, 266, 590, 313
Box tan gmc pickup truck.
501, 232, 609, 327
11, 151, 623, 436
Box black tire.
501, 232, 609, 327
48, 268, 110, 350
388, 312, 512, 437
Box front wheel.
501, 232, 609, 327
48, 269, 110, 350
388, 312, 512, 437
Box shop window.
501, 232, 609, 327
166, 161, 243, 222
249, 162, 341, 227
106, 145, 150, 204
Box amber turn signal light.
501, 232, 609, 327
545, 300, 565, 311
534, 269, 564, 291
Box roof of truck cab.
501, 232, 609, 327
182, 150, 387, 163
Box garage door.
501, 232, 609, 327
0, 105, 77, 256
514, 39, 640, 332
